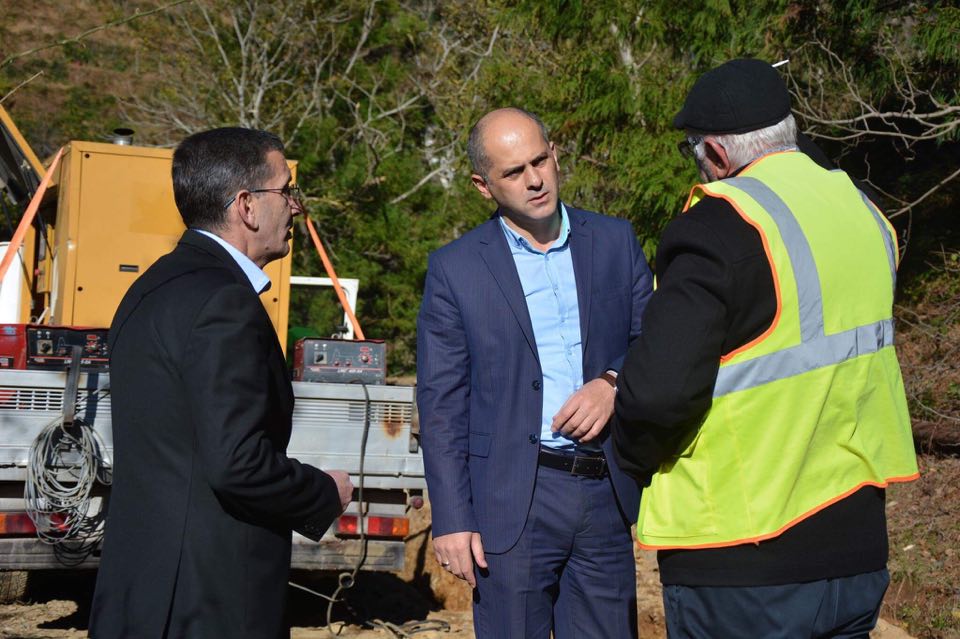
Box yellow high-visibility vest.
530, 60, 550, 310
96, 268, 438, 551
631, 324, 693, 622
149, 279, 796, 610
636, 151, 919, 550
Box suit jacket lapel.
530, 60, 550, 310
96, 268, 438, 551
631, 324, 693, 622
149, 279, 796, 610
568, 208, 593, 355
477, 218, 540, 364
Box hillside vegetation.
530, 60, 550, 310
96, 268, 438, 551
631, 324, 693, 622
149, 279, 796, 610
1, 3, 957, 633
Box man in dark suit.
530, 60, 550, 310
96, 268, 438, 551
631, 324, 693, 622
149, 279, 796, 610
417, 108, 653, 638
90, 128, 353, 639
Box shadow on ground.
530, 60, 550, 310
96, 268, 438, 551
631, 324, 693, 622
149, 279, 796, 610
20, 570, 96, 630
286, 569, 440, 629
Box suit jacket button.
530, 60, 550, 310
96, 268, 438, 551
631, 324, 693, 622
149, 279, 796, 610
531, 380, 541, 391
528, 434, 538, 444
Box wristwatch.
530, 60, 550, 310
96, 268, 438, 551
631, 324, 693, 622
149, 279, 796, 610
599, 370, 618, 390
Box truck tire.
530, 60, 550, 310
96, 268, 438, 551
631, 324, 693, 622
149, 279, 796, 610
0, 570, 28, 603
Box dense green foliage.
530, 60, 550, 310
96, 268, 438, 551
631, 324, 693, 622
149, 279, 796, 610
1, 0, 958, 373
2, 6, 957, 634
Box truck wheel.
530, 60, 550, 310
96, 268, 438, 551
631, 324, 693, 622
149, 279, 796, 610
0, 570, 29, 603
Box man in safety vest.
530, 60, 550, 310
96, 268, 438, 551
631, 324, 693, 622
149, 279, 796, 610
612, 58, 919, 637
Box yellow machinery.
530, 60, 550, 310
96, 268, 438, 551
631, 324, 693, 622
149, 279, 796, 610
0, 106, 292, 344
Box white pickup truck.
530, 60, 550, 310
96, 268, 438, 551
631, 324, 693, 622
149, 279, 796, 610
0, 105, 425, 602
0, 366, 424, 602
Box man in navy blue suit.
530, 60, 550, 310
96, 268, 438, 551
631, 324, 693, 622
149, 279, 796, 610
416, 108, 653, 638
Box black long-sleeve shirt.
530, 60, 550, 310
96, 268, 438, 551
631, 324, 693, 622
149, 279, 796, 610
613, 194, 887, 586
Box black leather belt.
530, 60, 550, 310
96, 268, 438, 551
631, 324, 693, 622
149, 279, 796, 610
538, 447, 608, 478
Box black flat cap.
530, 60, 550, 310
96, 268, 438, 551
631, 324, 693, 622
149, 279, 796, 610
673, 58, 791, 134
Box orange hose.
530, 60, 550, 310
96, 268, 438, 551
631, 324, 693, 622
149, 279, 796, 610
303, 215, 365, 340
0, 147, 63, 285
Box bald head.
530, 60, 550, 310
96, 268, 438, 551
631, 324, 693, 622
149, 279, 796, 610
467, 108, 551, 180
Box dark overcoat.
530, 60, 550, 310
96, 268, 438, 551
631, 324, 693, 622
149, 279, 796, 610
90, 230, 340, 639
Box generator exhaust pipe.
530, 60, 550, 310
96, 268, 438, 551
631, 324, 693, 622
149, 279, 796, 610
108, 128, 135, 145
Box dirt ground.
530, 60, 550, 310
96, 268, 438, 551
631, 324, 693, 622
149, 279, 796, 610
0, 485, 934, 639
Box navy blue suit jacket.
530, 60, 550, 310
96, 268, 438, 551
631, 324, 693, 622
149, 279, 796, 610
417, 205, 653, 553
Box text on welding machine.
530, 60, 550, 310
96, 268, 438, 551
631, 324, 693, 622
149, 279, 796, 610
0, 324, 110, 370
292, 338, 386, 385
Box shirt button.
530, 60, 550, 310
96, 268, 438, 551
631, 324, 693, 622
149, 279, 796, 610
528, 434, 539, 444
531, 380, 541, 391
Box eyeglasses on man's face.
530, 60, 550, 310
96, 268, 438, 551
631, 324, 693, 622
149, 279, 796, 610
223, 184, 302, 209
677, 136, 704, 160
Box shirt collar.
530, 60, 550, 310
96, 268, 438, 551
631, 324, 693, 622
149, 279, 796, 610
499, 203, 571, 254
193, 228, 272, 294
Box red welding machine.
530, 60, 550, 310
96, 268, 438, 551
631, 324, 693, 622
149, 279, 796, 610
0, 324, 109, 371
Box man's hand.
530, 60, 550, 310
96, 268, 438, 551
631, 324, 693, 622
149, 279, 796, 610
551, 377, 616, 443
434, 531, 487, 587
326, 470, 354, 512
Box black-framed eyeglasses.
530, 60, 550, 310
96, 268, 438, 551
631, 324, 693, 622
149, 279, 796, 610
223, 184, 302, 209
677, 136, 703, 160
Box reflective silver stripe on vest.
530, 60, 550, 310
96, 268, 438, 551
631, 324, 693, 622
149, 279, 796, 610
714, 176, 896, 397
714, 318, 894, 396
725, 177, 824, 341
859, 193, 898, 291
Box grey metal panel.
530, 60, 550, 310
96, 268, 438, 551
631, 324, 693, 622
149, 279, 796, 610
0, 538, 100, 570
287, 381, 425, 484
290, 537, 405, 572
0, 537, 405, 572
0, 371, 424, 487
0, 370, 113, 468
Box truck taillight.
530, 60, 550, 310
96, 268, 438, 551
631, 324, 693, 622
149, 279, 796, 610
336, 515, 409, 538
0, 512, 37, 536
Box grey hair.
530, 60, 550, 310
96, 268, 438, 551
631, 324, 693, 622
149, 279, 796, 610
467, 108, 551, 180
695, 114, 798, 171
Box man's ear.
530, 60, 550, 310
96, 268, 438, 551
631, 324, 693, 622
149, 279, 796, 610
471, 173, 494, 200
233, 191, 259, 231
703, 138, 733, 179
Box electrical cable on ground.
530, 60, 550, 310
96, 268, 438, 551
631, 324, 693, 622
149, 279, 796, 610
322, 381, 372, 637
289, 383, 445, 637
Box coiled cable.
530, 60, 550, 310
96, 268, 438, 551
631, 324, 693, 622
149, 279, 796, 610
24, 390, 112, 565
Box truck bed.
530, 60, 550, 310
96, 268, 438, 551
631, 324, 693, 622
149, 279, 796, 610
0, 369, 424, 572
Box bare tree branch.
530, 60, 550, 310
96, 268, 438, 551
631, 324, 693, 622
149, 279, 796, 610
0, 71, 43, 105
389, 167, 444, 205
787, 37, 959, 230
889, 165, 960, 219
0, 0, 191, 69
788, 39, 960, 145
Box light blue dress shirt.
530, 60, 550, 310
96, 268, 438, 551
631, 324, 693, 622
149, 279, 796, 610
499, 204, 589, 451
194, 229, 272, 294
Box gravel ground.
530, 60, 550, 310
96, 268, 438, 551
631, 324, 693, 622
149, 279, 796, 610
0, 491, 929, 639
0, 551, 914, 639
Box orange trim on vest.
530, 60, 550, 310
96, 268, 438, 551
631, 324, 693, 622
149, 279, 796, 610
740, 149, 795, 173
636, 472, 921, 551
682, 187, 698, 213
688, 183, 784, 364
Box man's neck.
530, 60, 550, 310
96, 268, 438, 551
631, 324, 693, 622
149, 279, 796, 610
196, 225, 263, 267
501, 207, 562, 252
